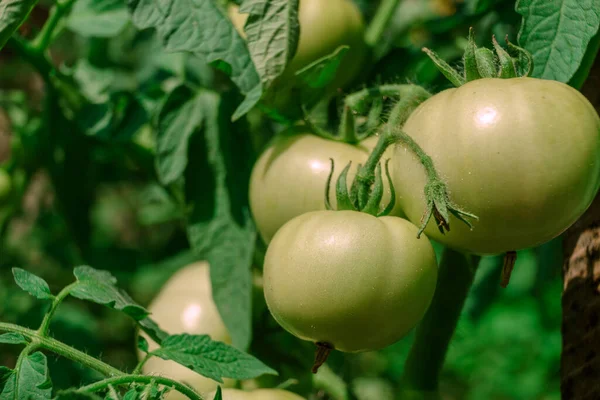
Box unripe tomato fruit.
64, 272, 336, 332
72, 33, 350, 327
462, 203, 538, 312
264, 210, 437, 352
229, 0, 367, 89
392, 78, 600, 255
0, 169, 12, 203
138, 262, 235, 398
249, 130, 396, 244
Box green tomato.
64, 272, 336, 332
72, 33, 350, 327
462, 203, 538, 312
229, 0, 366, 89
249, 130, 395, 244
138, 262, 235, 398
208, 388, 305, 400
263, 210, 437, 352
391, 77, 600, 255
0, 169, 12, 202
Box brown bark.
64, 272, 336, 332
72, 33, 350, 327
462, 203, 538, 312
561, 57, 600, 399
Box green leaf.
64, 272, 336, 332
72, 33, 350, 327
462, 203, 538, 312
127, 0, 262, 120
78, 92, 148, 142
516, 0, 600, 82
70, 266, 149, 320
0, 368, 12, 392
67, 0, 129, 37
240, 0, 300, 88
182, 89, 256, 350
0, 333, 27, 345
151, 334, 278, 382
54, 390, 103, 399
213, 387, 223, 400
0, 0, 39, 50
0, 352, 52, 400
137, 318, 169, 346
12, 268, 54, 300
155, 85, 205, 185
295, 46, 349, 89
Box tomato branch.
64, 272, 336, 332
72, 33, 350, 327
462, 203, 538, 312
32, 0, 76, 51
76, 375, 203, 400
0, 322, 124, 377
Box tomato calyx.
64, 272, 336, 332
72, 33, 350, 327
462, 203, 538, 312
311, 342, 333, 374
423, 28, 533, 87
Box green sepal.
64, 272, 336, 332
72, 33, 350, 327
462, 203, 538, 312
377, 159, 396, 217
422, 48, 465, 87
464, 28, 482, 82
475, 47, 497, 78
324, 159, 335, 210
492, 36, 517, 78
335, 161, 356, 211
349, 163, 361, 210
506, 38, 533, 77
361, 163, 384, 215
338, 106, 359, 144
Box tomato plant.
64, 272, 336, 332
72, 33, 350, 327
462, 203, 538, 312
391, 77, 600, 255
263, 210, 437, 353
250, 129, 391, 243
209, 388, 305, 400
138, 262, 235, 397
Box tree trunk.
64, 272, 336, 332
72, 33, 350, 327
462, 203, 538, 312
561, 55, 600, 400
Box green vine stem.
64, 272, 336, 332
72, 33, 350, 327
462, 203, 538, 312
77, 375, 203, 400
37, 283, 76, 336
0, 322, 123, 377
0, 321, 203, 399
354, 92, 477, 233
401, 248, 479, 393
6, 37, 54, 80
365, 0, 402, 48
32, 0, 76, 51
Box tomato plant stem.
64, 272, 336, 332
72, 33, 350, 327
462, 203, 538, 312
37, 283, 76, 336
0, 322, 124, 377
6, 37, 54, 81
77, 375, 203, 400
401, 248, 479, 392
32, 0, 76, 51
365, 0, 402, 48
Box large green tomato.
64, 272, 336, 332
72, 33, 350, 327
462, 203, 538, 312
250, 130, 396, 243
138, 262, 235, 398
263, 210, 437, 352
208, 389, 305, 400
229, 0, 366, 89
391, 78, 600, 255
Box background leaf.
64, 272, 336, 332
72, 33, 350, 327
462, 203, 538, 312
0, 0, 38, 50
240, 0, 300, 87
67, 0, 130, 38
517, 0, 600, 81
127, 0, 262, 119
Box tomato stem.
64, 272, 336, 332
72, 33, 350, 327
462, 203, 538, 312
31, 0, 76, 52
401, 248, 479, 392
76, 375, 203, 399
